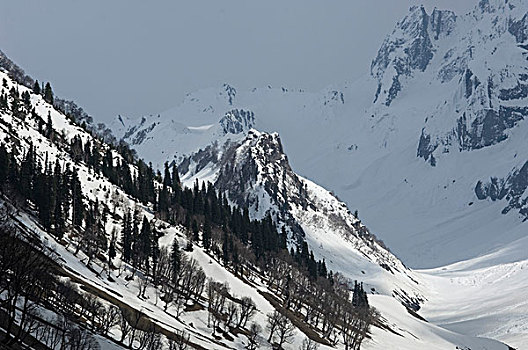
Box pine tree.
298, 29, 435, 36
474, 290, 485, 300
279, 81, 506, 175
151, 225, 160, 280
71, 169, 84, 227
33, 80, 41, 95
46, 112, 53, 139
44, 82, 54, 105
170, 238, 182, 283
192, 219, 199, 242
163, 162, 172, 188
222, 232, 229, 264
52, 160, 66, 239
139, 216, 152, 271
108, 237, 117, 271
202, 218, 212, 251
171, 163, 180, 191
121, 211, 133, 263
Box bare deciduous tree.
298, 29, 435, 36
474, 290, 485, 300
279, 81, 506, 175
246, 322, 262, 350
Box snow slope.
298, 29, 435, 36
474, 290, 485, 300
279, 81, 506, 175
419, 234, 528, 349
113, 0, 528, 270
178, 130, 425, 306
0, 65, 511, 349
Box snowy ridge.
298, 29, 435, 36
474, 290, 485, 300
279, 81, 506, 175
0, 68, 509, 350
180, 130, 426, 305
113, 0, 528, 269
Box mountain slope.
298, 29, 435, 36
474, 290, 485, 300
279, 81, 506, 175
178, 129, 423, 304
114, 0, 528, 270
0, 61, 511, 349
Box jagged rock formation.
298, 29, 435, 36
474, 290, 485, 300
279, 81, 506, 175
476, 161, 528, 218
371, 6, 456, 106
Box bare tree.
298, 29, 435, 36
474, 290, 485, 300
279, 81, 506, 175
96, 304, 120, 336
236, 296, 256, 329
246, 322, 262, 350
274, 313, 296, 348
300, 337, 319, 350
118, 308, 132, 344
168, 329, 190, 350
207, 280, 229, 335
224, 301, 238, 331
266, 311, 282, 343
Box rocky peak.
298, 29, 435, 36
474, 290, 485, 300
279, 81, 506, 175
219, 109, 255, 135
371, 5, 437, 106
179, 130, 413, 280
222, 83, 237, 105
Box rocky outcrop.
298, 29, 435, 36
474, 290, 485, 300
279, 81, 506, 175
371, 6, 456, 106
219, 109, 255, 135
475, 161, 528, 219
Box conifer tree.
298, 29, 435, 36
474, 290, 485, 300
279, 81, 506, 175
44, 82, 54, 105
163, 162, 172, 188
202, 218, 212, 251
121, 211, 133, 263
171, 163, 180, 191
139, 216, 152, 271
46, 112, 53, 139
192, 219, 199, 242
71, 169, 84, 227
170, 238, 182, 283
33, 80, 41, 95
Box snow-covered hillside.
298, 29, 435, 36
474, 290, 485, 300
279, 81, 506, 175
419, 233, 528, 349
0, 60, 512, 349
178, 129, 423, 306
114, 0, 528, 271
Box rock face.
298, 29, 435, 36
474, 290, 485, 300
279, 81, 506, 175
219, 109, 255, 135
412, 1, 528, 163
476, 161, 528, 219
371, 6, 456, 106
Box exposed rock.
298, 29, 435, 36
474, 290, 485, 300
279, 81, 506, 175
475, 161, 528, 218
219, 109, 255, 135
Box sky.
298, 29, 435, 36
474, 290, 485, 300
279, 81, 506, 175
0, 0, 476, 123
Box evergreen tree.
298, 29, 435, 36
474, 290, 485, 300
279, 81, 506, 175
192, 219, 199, 242
163, 162, 172, 188
33, 80, 41, 95
108, 237, 117, 271
222, 232, 229, 264
139, 216, 152, 271
202, 218, 212, 251
46, 112, 53, 139
44, 82, 54, 105
121, 211, 133, 263
171, 163, 180, 191
170, 238, 182, 283
71, 169, 84, 227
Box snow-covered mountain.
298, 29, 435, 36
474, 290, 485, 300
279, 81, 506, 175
107, 1, 528, 347
114, 0, 528, 270
178, 129, 422, 304
1, 64, 513, 350
0, 58, 512, 349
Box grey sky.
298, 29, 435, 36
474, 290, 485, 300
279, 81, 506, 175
0, 0, 476, 123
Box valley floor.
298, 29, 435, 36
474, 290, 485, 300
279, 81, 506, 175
418, 235, 528, 349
